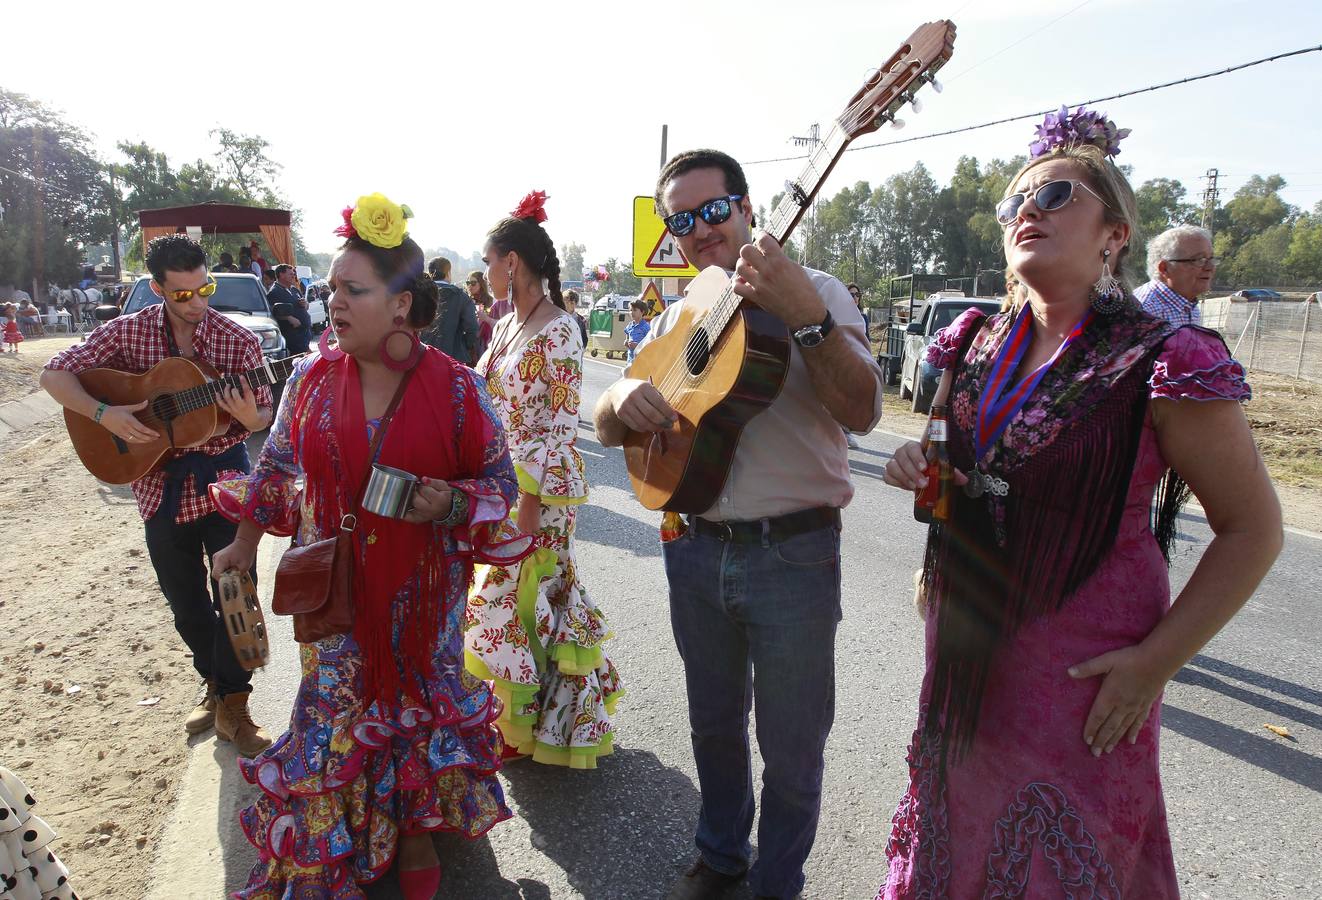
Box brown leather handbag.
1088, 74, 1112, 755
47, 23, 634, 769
272, 370, 412, 643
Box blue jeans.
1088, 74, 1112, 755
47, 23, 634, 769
663, 520, 842, 899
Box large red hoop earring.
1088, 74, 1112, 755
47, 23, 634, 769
317, 326, 344, 361
380, 315, 424, 371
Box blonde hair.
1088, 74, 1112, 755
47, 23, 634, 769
1002, 143, 1140, 306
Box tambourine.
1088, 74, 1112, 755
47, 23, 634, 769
217, 568, 270, 671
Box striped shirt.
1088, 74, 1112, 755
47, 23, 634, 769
1136, 279, 1201, 327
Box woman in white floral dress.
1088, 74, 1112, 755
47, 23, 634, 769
465, 192, 622, 768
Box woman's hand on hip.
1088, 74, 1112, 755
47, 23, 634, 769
404, 477, 453, 524
1069, 644, 1168, 756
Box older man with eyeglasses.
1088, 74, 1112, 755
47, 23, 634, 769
1135, 225, 1219, 326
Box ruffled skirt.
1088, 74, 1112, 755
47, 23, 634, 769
465, 504, 622, 769
235, 610, 511, 898
0, 765, 76, 900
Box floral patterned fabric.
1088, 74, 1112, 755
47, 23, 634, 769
211, 353, 520, 898
466, 314, 622, 768
882, 308, 1249, 899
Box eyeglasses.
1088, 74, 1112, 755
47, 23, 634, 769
166, 277, 218, 302
995, 180, 1111, 226
663, 195, 744, 237
1167, 255, 1220, 268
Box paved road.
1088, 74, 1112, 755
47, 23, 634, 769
213, 356, 1320, 899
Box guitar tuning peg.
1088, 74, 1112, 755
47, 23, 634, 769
891, 117, 906, 130
908, 93, 923, 114
927, 74, 944, 93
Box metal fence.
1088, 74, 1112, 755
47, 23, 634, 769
1203, 296, 1322, 383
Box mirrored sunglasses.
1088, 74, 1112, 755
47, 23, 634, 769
663, 194, 744, 237
168, 278, 218, 302
995, 180, 1110, 226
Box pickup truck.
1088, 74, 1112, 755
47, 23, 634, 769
898, 296, 1001, 414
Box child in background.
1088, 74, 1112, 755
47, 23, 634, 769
3, 304, 23, 353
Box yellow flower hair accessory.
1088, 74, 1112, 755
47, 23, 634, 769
334, 193, 413, 249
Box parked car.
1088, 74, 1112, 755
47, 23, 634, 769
1230, 289, 1282, 301
898, 296, 1002, 414
121, 272, 289, 419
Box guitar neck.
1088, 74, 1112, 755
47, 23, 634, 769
172, 356, 300, 416
699, 127, 854, 343
766, 125, 852, 246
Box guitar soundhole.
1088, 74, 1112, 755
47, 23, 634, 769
684, 331, 712, 376
150, 394, 178, 423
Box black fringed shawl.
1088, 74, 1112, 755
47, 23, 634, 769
921, 303, 1188, 758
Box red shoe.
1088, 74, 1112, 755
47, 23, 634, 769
398, 864, 442, 900
501, 743, 531, 760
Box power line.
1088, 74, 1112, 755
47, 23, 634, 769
744, 44, 1322, 167
944, 0, 1095, 83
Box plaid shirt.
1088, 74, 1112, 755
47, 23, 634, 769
47, 303, 271, 524
1136, 279, 1201, 327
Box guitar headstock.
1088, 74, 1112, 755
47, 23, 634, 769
837, 20, 956, 139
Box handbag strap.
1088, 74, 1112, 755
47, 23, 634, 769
343, 366, 415, 529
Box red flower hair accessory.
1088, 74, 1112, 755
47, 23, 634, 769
333, 205, 357, 239
512, 190, 549, 224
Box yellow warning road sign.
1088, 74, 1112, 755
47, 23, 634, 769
632, 196, 698, 278
638, 281, 665, 319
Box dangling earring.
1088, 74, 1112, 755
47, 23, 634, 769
1089, 248, 1126, 315
317, 326, 344, 361
379, 314, 424, 371
505, 267, 514, 303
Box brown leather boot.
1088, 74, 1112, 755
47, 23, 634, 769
183, 679, 217, 735
214, 691, 273, 757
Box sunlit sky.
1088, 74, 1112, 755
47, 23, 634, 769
5, 0, 1320, 269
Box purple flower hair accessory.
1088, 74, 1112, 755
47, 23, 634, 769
1029, 105, 1131, 158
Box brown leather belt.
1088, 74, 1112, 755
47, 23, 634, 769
690, 506, 841, 545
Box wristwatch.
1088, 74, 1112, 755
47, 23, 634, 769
792, 310, 835, 348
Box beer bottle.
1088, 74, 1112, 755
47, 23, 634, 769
913, 404, 953, 524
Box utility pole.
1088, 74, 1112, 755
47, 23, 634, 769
31, 131, 46, 301
1201, 168, 1220, 235
659, 124, 668, 171
790, 124, 821, 266
107, 165, 122, 281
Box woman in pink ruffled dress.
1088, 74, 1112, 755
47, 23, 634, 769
880, 115, 1282, 898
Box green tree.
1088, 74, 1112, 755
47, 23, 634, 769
1228, 223, 1293, 286
560, 241, 586, 282
1283, 215, 1322, 284
0, 88, 110, 290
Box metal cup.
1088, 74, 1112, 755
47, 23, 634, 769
362, 464, 418, 519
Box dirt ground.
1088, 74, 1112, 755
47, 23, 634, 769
0, 334, 80, 405
1, 335, 198, 898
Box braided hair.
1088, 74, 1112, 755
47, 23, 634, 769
486, 215, 564, 311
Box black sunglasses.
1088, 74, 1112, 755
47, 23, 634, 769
663, 195, 744, 237
995, 179, 1110, 226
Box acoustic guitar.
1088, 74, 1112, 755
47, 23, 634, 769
624, 20, 957, 512
65, 354, 301, 484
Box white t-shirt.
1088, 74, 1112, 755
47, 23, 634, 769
630, 266, 883, 522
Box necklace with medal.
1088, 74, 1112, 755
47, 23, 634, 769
967, 302, 1092, 498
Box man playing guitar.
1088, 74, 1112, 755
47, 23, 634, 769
594, 149, 883, 899
41, 234, 274, 757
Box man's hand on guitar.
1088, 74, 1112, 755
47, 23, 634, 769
610, 378, 677, 433
216, 379, 267, 432
100, 400, 160, 444
732, 234, 827, 330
